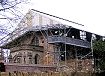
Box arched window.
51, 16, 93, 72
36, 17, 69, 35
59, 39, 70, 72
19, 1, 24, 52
31, 36, 39, 45
34, 54, 40, 64
17, 52, 22, 63
27, 52, 32, 64
23, 52, 26, 64
35, 36, 39, 45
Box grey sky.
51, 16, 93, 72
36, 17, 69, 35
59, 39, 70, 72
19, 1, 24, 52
25, 0, 105, 36
1, 0, 104, 36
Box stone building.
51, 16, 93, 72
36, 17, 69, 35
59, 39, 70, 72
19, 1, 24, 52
0, 9, 103, 72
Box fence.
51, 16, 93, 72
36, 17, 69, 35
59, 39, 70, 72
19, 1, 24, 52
0, 72, 96, 76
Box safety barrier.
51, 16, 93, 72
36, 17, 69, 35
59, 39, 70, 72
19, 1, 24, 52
0, 72, 95, 76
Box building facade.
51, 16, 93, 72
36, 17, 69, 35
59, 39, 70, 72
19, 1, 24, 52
0, 9, 103, 72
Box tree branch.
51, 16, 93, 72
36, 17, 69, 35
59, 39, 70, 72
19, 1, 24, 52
0, 1, 21, 11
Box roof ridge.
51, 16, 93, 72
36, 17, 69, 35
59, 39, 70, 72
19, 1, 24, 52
31, 9, 84, 26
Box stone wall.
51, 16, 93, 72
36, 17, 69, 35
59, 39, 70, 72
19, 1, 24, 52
4, 63, 56, 72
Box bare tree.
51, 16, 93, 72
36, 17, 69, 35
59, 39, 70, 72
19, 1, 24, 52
0, 0, 30, 37
0, 0, 30, 62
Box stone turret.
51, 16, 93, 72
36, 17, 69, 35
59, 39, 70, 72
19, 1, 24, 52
8, 54, 12, 63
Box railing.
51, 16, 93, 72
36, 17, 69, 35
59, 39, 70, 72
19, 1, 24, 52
48, 35, 91, 48
0, 71, 95, 76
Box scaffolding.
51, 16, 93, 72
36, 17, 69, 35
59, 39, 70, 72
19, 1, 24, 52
0, 9, 96, 72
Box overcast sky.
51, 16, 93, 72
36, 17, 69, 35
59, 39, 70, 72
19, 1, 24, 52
22, 0, 105, 36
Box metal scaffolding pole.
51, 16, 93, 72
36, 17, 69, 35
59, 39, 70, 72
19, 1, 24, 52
91, 34, 95, 72
64, 25, 67, 65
